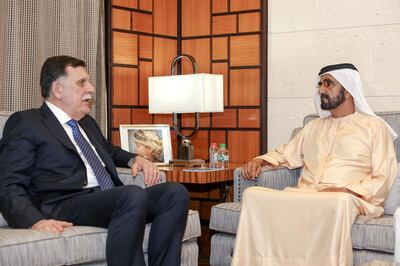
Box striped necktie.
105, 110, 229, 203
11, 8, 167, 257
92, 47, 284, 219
66, 119, 114, 190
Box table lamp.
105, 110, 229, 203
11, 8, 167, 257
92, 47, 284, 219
148, 54, 223, 163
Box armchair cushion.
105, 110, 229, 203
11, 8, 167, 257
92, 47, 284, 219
209, 203, 240, 234
0, 228, 65, 265
210, 202, 395, 253
303, 112, 400, 161
0, 213, 6, 228
384, 163, 400, 215
0, 210, 200, 266
351, 216, 394, 253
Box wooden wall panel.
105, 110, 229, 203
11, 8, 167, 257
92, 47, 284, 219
112, 67, 138, 105
238, 109, 260, 128
109, 0, 265, 163
112, 0, 137, 9
153, 38, 177, 76
131, 109, 153, 124
112, 108, 131, 128
139, 35, 152, 59
212, 15, 237, 35
154, 114, 172, 125
212, 109, 237, 128
132, 12, 152, 33
210, 131, 227, 150
212, 37, 228, 60
139, 61, 152, 105
154, 0, 177, 36
228, 131, 260, 163
230, 35, 259, 66
212, 0, 228, 13
182, 39, 210, 73
239, 12, 260, 32
230, 0, 260, 11
109, 0, 178, 150
182, 113, 210, 128
182, 0, 210, 37
139, 0, 152, 11
112, 8, 131, 30
113, 32, 138, 65
212, 63, 229, 106
230, 69, 260, 106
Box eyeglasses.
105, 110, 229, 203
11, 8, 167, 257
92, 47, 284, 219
316, 79, 338, 89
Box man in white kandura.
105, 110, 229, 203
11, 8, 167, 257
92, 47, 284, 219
232, 63, 398, 266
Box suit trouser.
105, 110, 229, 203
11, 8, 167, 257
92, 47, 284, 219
49, 182, 189, 266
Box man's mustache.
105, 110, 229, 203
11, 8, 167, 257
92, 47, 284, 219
320, 94, 331, 102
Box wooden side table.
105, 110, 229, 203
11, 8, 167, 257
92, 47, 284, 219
160, 166, 234, 202
160, 166, 236, 263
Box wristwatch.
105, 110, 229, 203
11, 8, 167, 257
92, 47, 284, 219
127, 154, 150, 167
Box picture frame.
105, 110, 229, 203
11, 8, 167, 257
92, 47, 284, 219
119, 124, 173, 165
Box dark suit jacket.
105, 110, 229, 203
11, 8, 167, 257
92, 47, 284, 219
0, 103, 135, 228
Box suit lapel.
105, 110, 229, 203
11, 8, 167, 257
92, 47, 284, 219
40, 103, 77, 152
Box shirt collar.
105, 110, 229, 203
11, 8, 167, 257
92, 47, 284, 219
45, 101, 73, 125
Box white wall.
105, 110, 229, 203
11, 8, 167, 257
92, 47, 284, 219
267, 0, 400, 149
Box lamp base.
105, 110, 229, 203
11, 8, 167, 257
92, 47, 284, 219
170, 159, 205, 167
180, 144, 194, 160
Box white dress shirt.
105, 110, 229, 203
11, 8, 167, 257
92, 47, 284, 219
45, 101, 102, 188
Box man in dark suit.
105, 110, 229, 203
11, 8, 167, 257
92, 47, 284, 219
0, 55, 189, 266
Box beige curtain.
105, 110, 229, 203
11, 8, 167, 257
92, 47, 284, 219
0, 0, 107, 134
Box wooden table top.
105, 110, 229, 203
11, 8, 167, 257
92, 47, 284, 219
159, 165, 241, 184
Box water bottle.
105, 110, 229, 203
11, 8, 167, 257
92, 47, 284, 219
216, 143, 229, 169
209, 143, 218, 168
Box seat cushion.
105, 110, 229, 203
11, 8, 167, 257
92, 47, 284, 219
0, 228, 65, 266
210, 202, 395, 253
182, 210, 201, 241
143, 209, 201, 252
62, 226, 107, 264
351, 216, 394, 253
64, 209, 200, 263
0, 111, 14, 139
0, 213, 8, 228
210, 202, 241, 234
0, 210, 201, 265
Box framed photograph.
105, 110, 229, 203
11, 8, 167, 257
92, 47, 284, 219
119, 124, 173, 165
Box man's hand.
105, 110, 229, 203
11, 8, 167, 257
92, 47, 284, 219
131, 156, 160, 187
242, 159, 266, 180
32, 219, 73, 234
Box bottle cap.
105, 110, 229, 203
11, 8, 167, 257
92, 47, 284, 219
210, 142, 217, 147
220, 143, 226, 148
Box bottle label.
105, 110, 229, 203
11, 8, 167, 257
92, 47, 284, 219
217, 154, 229, 161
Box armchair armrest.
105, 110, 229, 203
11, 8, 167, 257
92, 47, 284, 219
234, 166, 301, 202
116, 167, 166, 188
394, 207, 400, 264
394, 137, 400, 162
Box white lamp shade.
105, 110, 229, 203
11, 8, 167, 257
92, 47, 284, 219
148, 73, 224, 114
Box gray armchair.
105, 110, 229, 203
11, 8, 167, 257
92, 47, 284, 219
209, 111, 400, 266
0, 111, 201, 266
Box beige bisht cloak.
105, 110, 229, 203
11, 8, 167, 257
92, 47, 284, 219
232, 112, 398, 266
